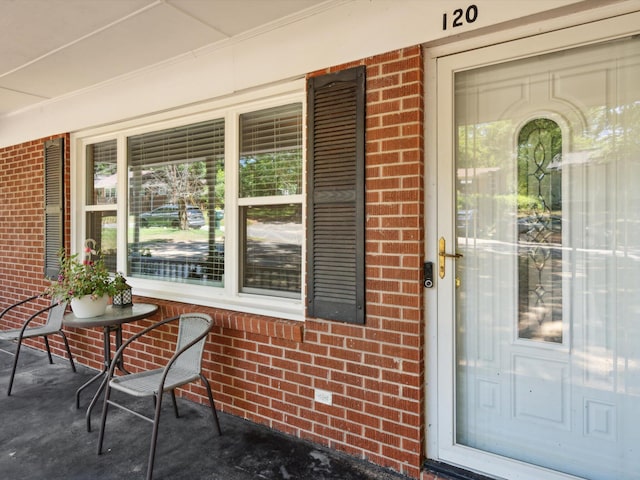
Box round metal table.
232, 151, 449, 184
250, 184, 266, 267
63, 303, 159, 431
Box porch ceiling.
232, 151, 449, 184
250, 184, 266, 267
0, 0, 327, 117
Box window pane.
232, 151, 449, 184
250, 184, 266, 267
127, 119, 225, 285
86, 211, 117, 272
86, 140, 117, 205
242, 204, 302, 296
517, 118, 563, 343
239, 103, 303, 198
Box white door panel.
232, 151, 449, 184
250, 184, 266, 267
434, 12, 640, 480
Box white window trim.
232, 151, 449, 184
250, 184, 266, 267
71, 78, 306, 321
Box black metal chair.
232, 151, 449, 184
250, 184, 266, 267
97, 312, 221, 480
0, 295, 76, 395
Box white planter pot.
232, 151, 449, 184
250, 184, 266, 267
70, 294, 109, 318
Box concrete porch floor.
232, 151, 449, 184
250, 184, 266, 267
0, 340, 413, 480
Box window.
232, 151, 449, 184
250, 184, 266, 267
73, 85, 305, 319
517, 118, 563, 343
239, 104, 303, 296
128, 119, 225, 285
85, 139, 117, 271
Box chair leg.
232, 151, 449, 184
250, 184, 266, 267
201, 374, 221, 435
97, 384, 112, 455
147, 392, 164, 480
59, 330, 76, 372
171, 390, 179, 418
7, 339, 22, 396
43, 336, 53, 364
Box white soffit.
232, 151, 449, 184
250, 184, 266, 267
0, 0, 326, 116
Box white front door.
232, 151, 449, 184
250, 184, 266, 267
432, 12, 640, 480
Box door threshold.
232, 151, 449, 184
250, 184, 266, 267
423, 460, 497, 480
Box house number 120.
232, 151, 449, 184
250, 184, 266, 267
442, 4, 478, 30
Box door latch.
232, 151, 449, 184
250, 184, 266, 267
438, 237, 463, 279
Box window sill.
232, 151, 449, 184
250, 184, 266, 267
131, 281, 304, 321
138, 296, 304, 343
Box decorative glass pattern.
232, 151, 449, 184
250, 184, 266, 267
517, 118, 563, 342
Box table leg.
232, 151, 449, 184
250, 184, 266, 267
75, 325, 111, 411
85, 324, 132, 432
114, 326, 130, 374
77, 326, 115, 432
75, 369, 105, 409
85, 373, 110, 432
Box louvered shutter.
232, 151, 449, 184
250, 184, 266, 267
44, 138, 64, 279
306, 66, 365, 324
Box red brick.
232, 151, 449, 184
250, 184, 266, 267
0, 41, 426, 479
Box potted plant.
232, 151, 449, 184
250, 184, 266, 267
46, 239, 116, 318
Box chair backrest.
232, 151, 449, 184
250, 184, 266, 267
44, 300, 68, 330
173, 313, 212, 374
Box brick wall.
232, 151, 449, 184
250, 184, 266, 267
0, 45, 425, 478
0, 133, 71, 357
304, 45, 426, 475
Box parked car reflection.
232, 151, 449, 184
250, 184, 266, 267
139, 204, 205, 228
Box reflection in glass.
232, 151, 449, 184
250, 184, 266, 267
86, 140, 117, 205
517, 119, 563, 343
239, 103, 303, 297
127, 119, 225, 286
239, 104, 303, 198
86, 211, 117, 272
453, 34, 640, 479
241, 204, 302, 296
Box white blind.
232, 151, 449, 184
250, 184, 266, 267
239, 103, 302, 198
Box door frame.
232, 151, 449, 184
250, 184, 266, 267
424, 6, 640, 480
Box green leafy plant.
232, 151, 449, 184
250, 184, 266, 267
46, 240, 116, 302
112, 272, 131, 292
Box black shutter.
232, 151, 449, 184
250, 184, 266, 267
44, 138, 64, 279
306, 66, 365, 324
